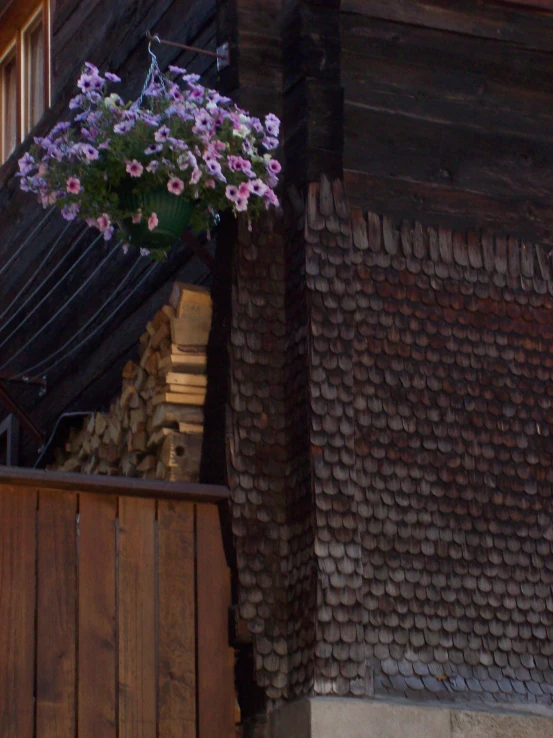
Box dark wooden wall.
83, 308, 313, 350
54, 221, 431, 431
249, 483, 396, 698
0, 0, 218, 464
340, 0, 553, 245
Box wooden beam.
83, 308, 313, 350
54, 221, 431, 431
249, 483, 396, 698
0, 465, 230, 502
0, 382, 45, 445
496, 0, 553, 9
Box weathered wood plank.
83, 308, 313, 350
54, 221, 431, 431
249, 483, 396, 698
36, 489, 77, 738
0, 485, 36, 738
343, 169, 553, 246
158, 501, 196, 738
118, 497, 156, 738
344, 103, 553, 203
340, 0, 553, 52
341, 15, 553, 143
78, 493, 117, 738
196, 504, 235, 738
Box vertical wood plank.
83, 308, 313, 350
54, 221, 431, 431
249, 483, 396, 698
78, 493, 117, 738
0, 485, 36, 738
118, 497, 156, 738
36, 489, 77, 738
197, 504, 235, 738
158, 501, 196, 738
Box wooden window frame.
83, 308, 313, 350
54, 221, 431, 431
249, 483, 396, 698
0, 0, 50, 164
0, 40, 18, 163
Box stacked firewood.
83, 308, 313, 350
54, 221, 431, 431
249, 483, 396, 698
49, 282, 212, 482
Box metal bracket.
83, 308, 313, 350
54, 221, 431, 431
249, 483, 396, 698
146, 31, 231, 68
217, 42, 230, 71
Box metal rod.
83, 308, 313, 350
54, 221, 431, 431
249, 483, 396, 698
0, 383, 45, 445
0, 372, 47, 387
146, 31, 227, 61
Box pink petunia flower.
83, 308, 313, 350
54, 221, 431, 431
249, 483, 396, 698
97, 213, 111, 232
167, 176, 185, 195
235, 197, 248, 212
190, 168, 201, 185
238, 182, 251, 198
148, 212, 159, 231
126, 159, 144, 177
66, 176, 81, 194
131, 210, 142, 224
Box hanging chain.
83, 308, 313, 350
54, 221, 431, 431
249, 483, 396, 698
136, 36, 168, 106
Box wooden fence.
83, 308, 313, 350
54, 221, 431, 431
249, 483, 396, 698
0, 467, 235, 738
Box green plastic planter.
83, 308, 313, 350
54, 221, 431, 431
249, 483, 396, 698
118, 186, 192, 252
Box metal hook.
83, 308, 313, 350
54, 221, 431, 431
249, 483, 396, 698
147, 33, 161, 60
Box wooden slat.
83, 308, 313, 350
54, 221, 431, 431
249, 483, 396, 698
196, 504, 235, 738
158, 501, 196, 738
36, 489, 77, 738
0, 485, 36, 738
118, 497, 156, 738
78, 493, 117, 738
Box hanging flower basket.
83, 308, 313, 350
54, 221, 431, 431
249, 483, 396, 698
118, 184, 193, 255
17, 57, 281, 259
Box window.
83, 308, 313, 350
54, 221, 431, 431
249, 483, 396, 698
0, 1, 50, 164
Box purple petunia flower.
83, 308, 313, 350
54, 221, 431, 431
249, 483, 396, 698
146, 160, 159, 173
267, 159, 281, 174
145, 143, 163, 155
61, 202, 80, 221
225, 185, 239, 203
18, 152, 35, 175
155, 125, 170, 143
82, 144, 99, 160
105, 72, 121, 83
114, 120, 135, 134
249, 178, 267, 197
103, 225, 114, 240
262, 136, 279, 150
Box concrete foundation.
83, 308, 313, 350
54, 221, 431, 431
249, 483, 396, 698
270, 698, 553, 738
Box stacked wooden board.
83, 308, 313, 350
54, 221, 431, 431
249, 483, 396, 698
49, 283, 212, 482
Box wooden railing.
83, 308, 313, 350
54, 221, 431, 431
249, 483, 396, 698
0, 467, 235, 738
